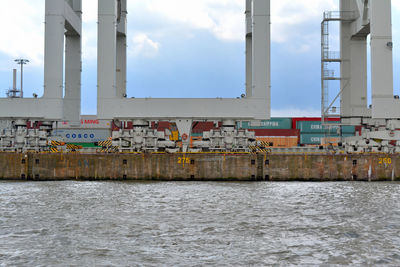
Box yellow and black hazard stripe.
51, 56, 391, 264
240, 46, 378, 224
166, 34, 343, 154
50, 140, 65, 147
49, 147, 59, 153
98, 138, 112, 148
249, 144, 272, 154
257, 148, 272, 153
258, 141, 271, 148
66, 144, 82, 150
100, 146, 118, 153
249, 146, 258, 154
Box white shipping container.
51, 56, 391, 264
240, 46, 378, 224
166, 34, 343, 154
51, 129, 111, 143
53, 115, 111, 129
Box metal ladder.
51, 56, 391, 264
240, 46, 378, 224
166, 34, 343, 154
321, 11, 356, 143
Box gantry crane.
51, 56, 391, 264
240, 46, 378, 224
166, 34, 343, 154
322, 0, 400, 152
0, 0, 270, 152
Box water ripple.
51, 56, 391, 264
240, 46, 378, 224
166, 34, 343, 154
0, 181, 400, 266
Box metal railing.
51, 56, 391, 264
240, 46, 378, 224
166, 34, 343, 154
322, 51, 341, 61
323, 11, 356, 21
323, 69, 336, 79
321, 11, 350, 123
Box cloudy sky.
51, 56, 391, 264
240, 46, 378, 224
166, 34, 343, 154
0, 0, 399, 116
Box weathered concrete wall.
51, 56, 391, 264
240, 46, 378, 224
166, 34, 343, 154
266, 154, 398, 181
0, 153, 398, 181
0, 153, 26, 179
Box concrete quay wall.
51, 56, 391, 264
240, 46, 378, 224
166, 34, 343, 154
0, 153, 398, 181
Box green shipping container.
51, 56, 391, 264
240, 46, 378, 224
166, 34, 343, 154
300, 133, 355, 145
297, 121, 339, 134
297, 121, 356, 134
342, 126, 356, 134
300, 133, 339, 145
239, 118, 292, 129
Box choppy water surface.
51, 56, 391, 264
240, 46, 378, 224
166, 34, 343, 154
1, 181, 400, 266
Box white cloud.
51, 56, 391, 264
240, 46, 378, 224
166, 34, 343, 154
135, 0, 338, 42
133, 0, 337, 53
0, 0, 398, 67
271, 0, 336, 43
0, 0, 99, 67
0, 0, 44, 66
394, 1, 400, 11
129, 33, 160, 58
82, 0, 98, 23
140, 0, 243, 41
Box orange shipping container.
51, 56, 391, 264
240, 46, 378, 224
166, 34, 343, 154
256, 137, 298, 148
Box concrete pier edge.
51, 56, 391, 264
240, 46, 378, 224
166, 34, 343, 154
0, 152, 398, 181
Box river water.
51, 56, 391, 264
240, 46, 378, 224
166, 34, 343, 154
0, 181, 400, 266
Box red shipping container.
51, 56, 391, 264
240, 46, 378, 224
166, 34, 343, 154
27, 121, 42, 129
156, 121, 171, 131
111, 121, 120, 131
249, 129, 300, 137
192, 122, 215, 133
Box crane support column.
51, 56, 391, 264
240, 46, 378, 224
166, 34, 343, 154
44, 0, 65, 100
116, 0, 127, 98
245, 0, 252, 98
251, 0, 271, 118
98, 0, 118, 110
370, 0, 399, 118
340, 0, 369, 124
64, 0, 82, 126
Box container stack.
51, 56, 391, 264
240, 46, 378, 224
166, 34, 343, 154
239, 118, 299, 148
296, 119, 356, 146
51, 115, 112, 147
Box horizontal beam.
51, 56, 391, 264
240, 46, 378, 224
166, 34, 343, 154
0, 98, 64, 120
98, 98, 270, 120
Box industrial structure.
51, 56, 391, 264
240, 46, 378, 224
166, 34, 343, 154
0, 0, 399, 153
97, 0, 270, 151
322, 0, 400, 152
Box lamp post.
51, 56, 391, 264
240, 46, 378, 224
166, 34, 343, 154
14, 59, 29, 98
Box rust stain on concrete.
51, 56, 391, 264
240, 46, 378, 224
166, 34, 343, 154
0, 153, 398, 181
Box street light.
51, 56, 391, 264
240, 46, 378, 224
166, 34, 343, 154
14, 59, 29, 98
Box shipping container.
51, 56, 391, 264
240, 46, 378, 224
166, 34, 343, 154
256, 137, 298, 148
300, 133, 339, 145
155, 121, 171, 131
152, 121, 216, 133
342, 133, 356, 137
297, 121, 340, 134
249, 129, 300, 137
292, 117, 340, 129
192, 122, 215, 132
321, 137, 341, 145
342, 126, 356, 134
51, 129, 111, 143
239, 118, 292, 129
55, 115, 111, 129
297, 121, 356, 134
301, 132, 356, 145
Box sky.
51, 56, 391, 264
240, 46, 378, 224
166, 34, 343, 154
0, 0, 399, 117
